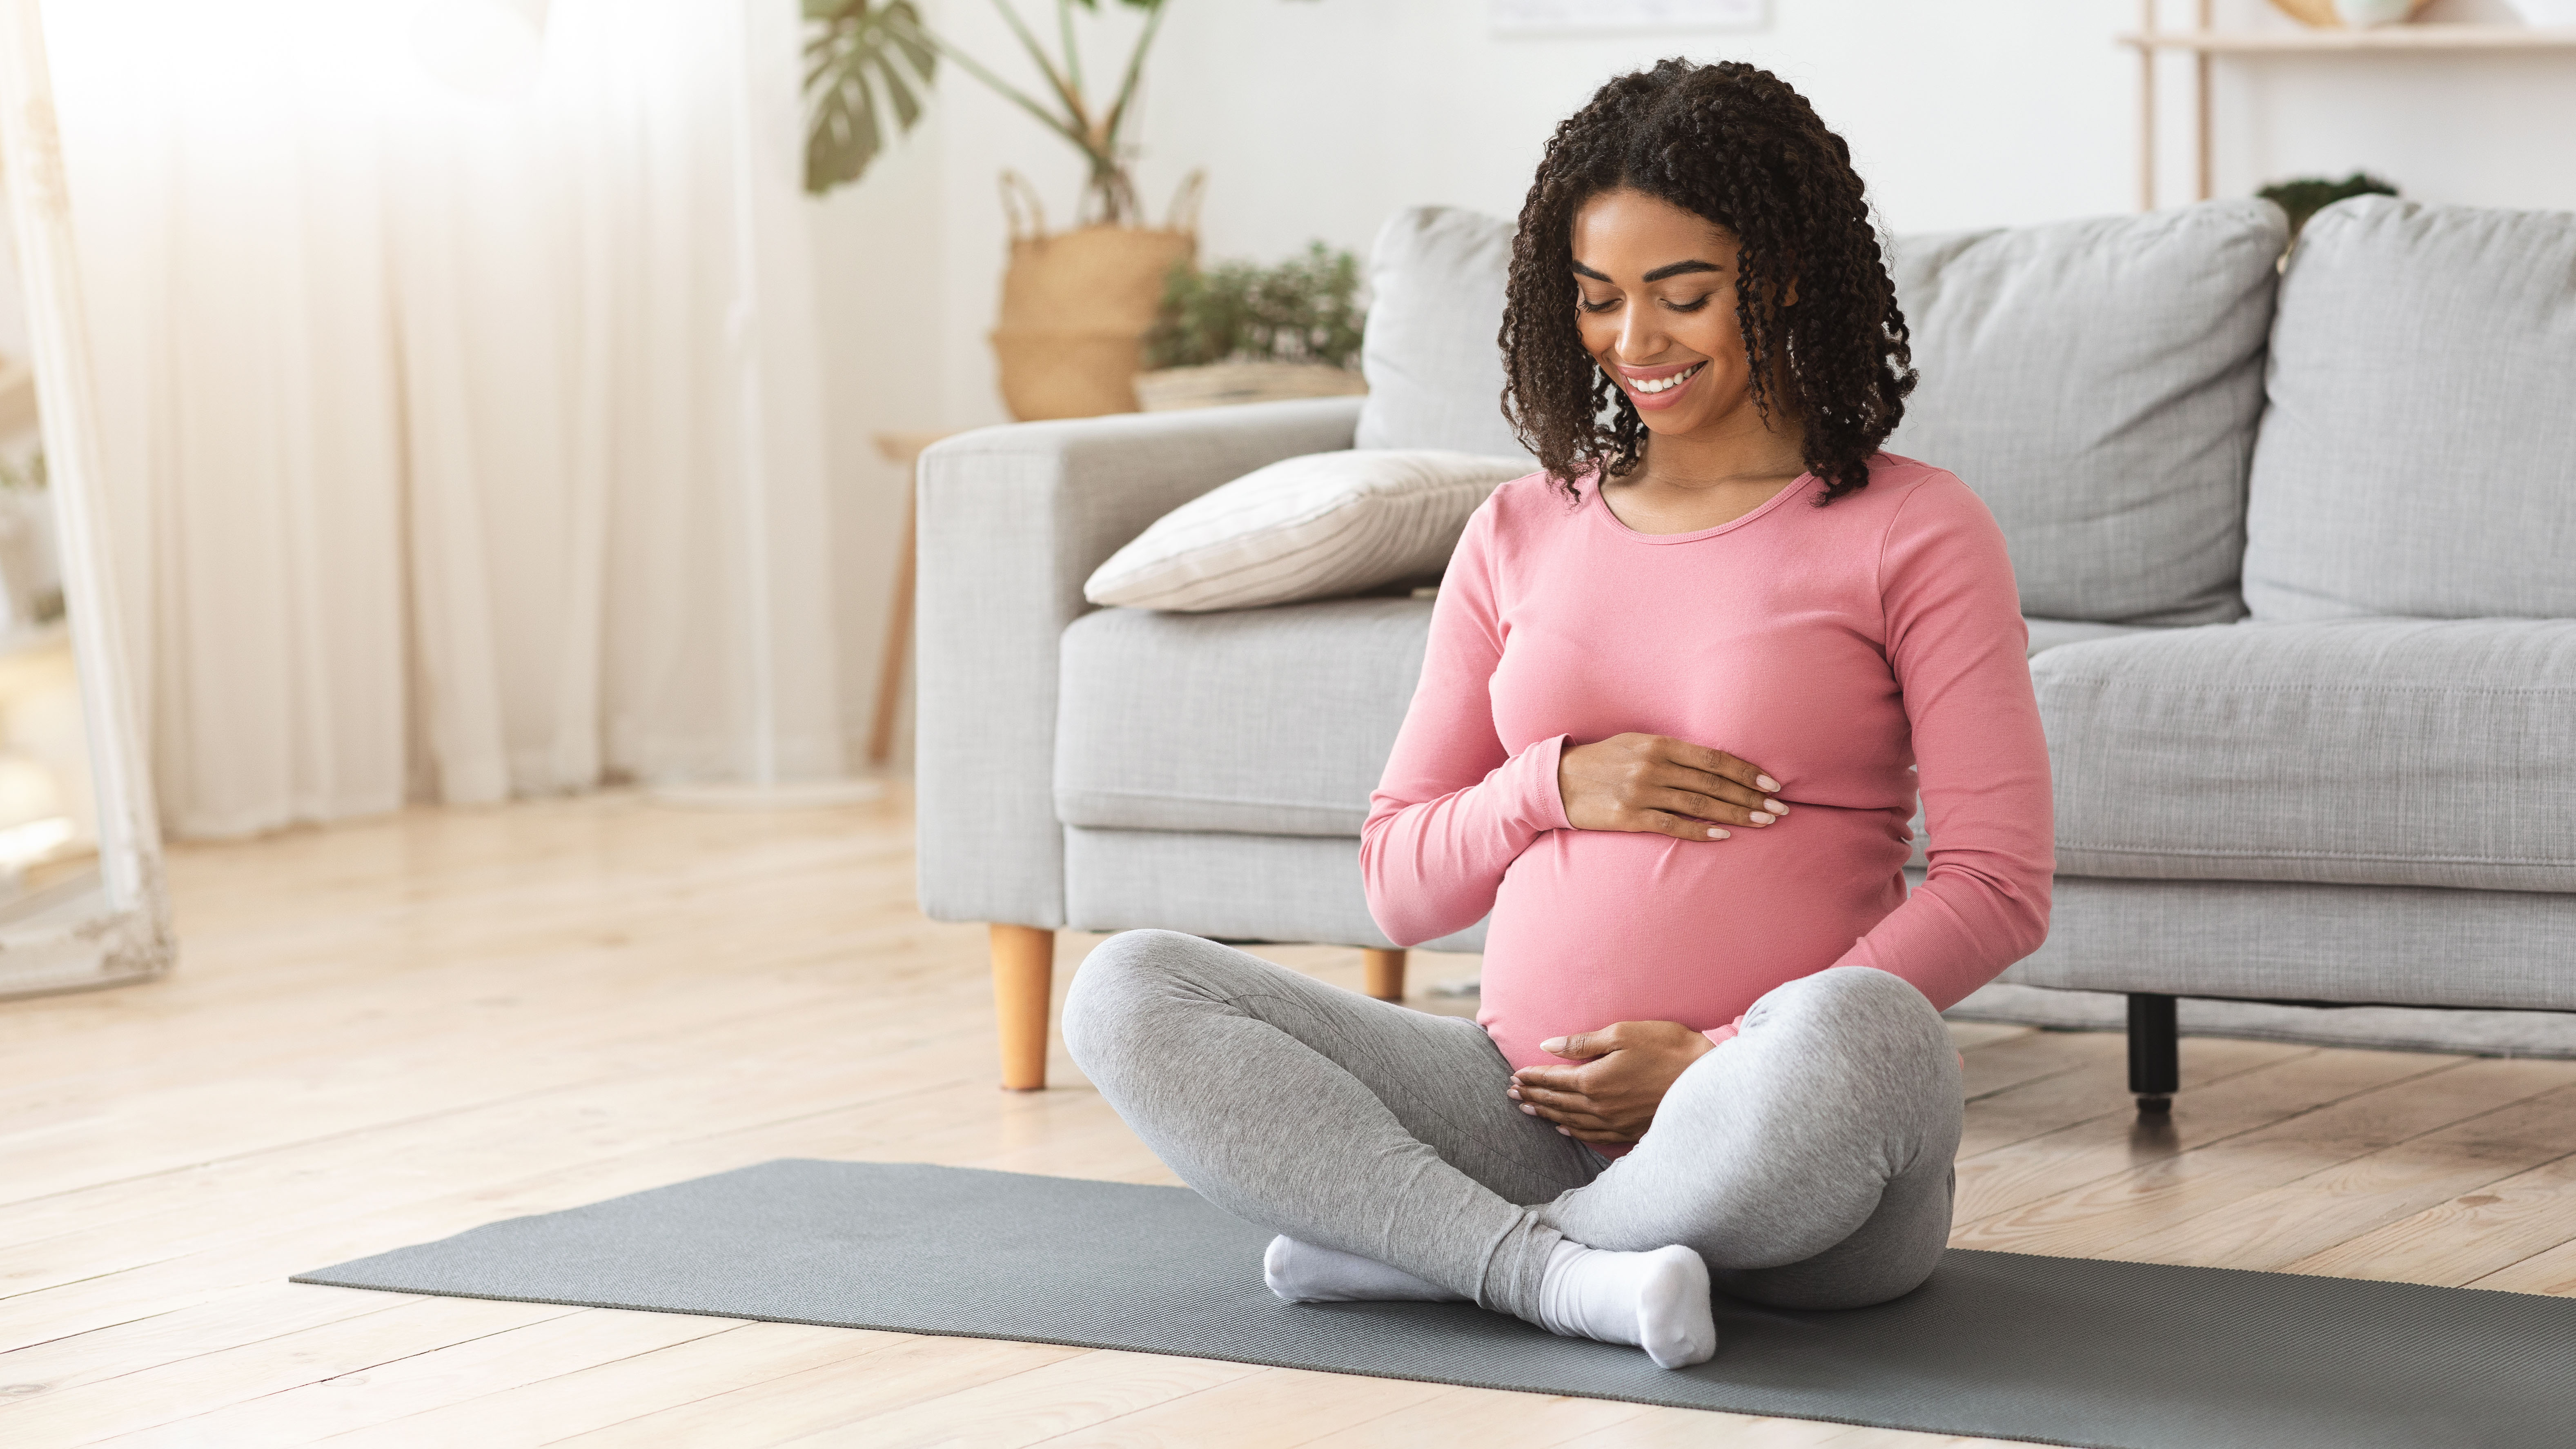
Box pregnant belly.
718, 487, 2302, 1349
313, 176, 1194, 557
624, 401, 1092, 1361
1476, 813, 1908, 1073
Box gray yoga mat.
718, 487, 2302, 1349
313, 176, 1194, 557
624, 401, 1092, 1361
296, 1160, 2575, 1449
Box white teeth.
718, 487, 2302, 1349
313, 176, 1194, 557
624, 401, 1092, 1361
1631, 363, 1701, 394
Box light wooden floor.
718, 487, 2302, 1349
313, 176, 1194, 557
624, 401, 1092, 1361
2, 791, 2572, 1447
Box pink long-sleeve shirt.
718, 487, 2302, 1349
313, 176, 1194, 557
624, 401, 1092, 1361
1360, 455, 2053, 1074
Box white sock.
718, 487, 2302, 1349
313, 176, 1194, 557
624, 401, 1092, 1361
1263, 1235, 1466, 1304
1535, 1240, 1718, 1369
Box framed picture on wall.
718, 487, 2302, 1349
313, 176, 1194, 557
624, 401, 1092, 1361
1492, 0, 1766, 33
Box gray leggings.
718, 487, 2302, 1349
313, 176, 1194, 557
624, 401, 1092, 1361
1062, 930, 1962, 1326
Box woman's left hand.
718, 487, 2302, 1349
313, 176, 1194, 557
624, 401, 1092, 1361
1509, 1020, 1716, 1144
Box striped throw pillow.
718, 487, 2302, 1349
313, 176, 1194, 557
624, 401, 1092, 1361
1084, 450, 1535, 612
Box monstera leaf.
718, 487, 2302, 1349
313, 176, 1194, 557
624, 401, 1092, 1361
803, 0, 937, 194
807, 0, 1261, 220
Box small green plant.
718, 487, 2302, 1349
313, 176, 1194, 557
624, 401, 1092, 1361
2258, 173, 2398, 240
1144, 243, 1365, 372
0, 450, 43, 491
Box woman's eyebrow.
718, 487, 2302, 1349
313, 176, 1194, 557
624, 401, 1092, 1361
1642, 259, 1723, 282
1570, 260, 1612, 280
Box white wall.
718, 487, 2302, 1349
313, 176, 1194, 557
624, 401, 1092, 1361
810, 0, 2576, 767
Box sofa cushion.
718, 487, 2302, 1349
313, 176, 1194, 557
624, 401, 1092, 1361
1886, 200, 2283, 627
2242, 198, 2576, 623
2034, 617, 2576, 891
1354, 207, 1533, 462
2024, 617, 2146, 656
1056, 597, 1427, 836
1902, 618, 2151, 865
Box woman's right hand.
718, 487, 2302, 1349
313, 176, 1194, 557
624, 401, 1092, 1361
1557, 733, 1788, 841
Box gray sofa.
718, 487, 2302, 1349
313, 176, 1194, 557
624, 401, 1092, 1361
917, 195, 2576, 1100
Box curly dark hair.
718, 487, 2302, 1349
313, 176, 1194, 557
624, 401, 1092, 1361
1501, 60, 1913, 505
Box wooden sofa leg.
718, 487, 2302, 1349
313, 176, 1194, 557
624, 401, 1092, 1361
1363, 948, 1407, 1004
991, 925, 1055, 1092
2128, 992, 2178, 1115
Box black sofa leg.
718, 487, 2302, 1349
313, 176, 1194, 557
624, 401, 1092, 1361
2128, 993, 2178, 1115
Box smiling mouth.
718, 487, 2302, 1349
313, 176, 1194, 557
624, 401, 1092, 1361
1627, 363, 1703, 395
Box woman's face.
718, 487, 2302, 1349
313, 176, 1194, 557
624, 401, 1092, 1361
1569, 187, 1756, 438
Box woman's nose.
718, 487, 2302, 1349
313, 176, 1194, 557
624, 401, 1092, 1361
1616, 307, 1662, 363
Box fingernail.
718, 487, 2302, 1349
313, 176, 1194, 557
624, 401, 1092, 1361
1749, 812, 1774, 825
1706, 828, 1730, 839
1520, 1104, 1537, 1115
1540, 1037, 1565, 1053
1756, 775, 1780, 791
1555, 1125, 1571, 1135
1765, 798, 1788, 813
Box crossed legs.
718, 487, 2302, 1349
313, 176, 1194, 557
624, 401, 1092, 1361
1061, 929, 1962, 1361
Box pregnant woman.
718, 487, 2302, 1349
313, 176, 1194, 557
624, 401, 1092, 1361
1064, 60, 2051, 1369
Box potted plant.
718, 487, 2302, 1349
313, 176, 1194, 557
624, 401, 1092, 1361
802, 0, 1214, 419
2257, 172, 2398, 240
1135, 243, 1369, 411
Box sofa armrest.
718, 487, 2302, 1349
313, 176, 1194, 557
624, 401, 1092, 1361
914, 396, 1367, 927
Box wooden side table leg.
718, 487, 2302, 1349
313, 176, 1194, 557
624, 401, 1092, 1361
866, 486, 917, 767
991, 924, 1055, 1091
1363, 948, 1407, 1004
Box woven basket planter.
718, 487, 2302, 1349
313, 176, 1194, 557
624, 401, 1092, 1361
989, 173, 1197, 421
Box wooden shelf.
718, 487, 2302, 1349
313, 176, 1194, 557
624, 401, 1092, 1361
2122, 24, 2576, 53
2126, 11, 2576, 211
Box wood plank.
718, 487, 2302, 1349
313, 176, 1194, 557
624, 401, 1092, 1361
1029, 1364, 1451, 1448
1954, 1034, 2311, 1162
1945, 1056, 2576, 1260
2469, 1235, 2576, 1297
1951, 1046, 2461, 1232
318, 1323, 915, 1448
2121, 24, 2576, 53
95, 1307, 744, 1447
0, 1282, 400, 1402
0, 1294, 575, 1444
1291, 1384, 1654, 1448
1942, 1022, 2036, 1054
548, 1335, 1087, 1445
2113, 1083, 2576, 1271
770, 1349, 1265, 1449
2284, 1149, 2576, 1287
0, 917, 977, 1211
1955, 1028, 2122, 1103
0, 803, 923, 1069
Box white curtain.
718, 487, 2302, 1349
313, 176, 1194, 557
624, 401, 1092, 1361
42, 0, 844, 837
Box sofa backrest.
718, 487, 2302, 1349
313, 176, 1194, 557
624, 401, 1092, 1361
2242, 197, 2576, 623
1354, 199, 2284, 626
1884, 200, 2283, 626
1356, 207, 1532, 462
